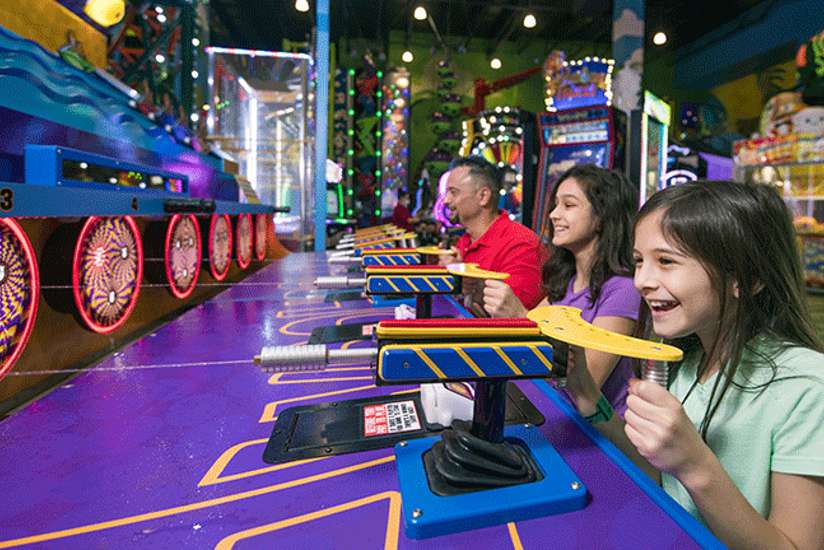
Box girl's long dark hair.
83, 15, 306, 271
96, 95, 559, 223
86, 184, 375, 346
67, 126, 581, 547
635, 181, 823, 440
542, 164, 638, 305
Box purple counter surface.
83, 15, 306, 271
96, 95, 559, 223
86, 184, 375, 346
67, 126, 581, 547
0, 253, 718, 549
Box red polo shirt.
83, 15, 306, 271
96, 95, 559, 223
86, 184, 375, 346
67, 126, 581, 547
455, 212, 547, 309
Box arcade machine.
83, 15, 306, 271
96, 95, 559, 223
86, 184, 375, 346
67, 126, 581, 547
532, 52, 625, 242
628, 90, 672, 204
460, 106, 537, 227
0, 26, 281, 411
664, 143, 734, 188
380, 69, 411, 214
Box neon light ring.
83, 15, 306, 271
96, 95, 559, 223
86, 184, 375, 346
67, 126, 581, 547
165, 214, 202, 299
254, 214, 269, 261
208, 214, 232, 281
0, 219, 39, 380
72, 216, 143, 334
236, 213, 252, 269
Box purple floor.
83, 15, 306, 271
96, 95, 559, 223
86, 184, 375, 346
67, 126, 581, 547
0, 253, 716, 549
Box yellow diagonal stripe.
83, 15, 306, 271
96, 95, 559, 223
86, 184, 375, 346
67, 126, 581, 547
453, 348, 485, 377
494, 347, 523, 375
527, 345, 555, 373
412, 348, 446, 379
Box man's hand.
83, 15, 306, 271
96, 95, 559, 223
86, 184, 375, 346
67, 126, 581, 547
482, 280, 528, 318
437, 246, 460, 266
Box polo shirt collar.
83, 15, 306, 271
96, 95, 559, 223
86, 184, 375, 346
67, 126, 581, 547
465, 211, 509, 252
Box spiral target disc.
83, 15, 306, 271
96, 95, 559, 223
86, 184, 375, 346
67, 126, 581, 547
208, 214, 232, 281
254, 214, 268, 261
0, 218, 39, 380
165, 214, 201, 299
236, 214, 252, 269
72, 216, 143, 334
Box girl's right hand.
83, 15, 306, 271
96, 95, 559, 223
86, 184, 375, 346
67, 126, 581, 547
564, 345, 604, 417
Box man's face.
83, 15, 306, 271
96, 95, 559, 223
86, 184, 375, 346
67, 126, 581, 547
444, 166, 487, 225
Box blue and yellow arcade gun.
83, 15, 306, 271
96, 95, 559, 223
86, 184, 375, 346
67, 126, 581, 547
256, 306, 682, 539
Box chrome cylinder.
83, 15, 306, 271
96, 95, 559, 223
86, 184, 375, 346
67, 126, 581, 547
328, 255, 362, 265
255, 345, 377, 373
314, 276, 366, 289
642, 360, 669, 387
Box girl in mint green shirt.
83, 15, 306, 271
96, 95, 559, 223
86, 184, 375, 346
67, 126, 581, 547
564, 181, 824, 550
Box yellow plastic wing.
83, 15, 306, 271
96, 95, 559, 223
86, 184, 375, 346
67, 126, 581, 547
415, 246, 454, 256
445, 262, 510, 280
527, 306, 683, 362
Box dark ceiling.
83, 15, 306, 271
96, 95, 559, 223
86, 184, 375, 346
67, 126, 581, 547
208, 0, 768, 58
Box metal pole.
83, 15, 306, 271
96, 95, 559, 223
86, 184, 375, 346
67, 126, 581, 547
314, 0, 330, 251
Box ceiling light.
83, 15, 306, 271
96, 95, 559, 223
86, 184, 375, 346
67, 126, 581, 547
192, 38, 200, 47
295, 0, 309, 13
653, 31, 667, 46
155, 53, 165, 63
396, 76, 410, 88
402, 50, 414, 63
413, 6, 427, 20
523, 14, 536, 28
490, 57, 502, 70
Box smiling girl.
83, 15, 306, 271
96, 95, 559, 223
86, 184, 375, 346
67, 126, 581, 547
483, 164, 641, 414
566, 180, 824, 550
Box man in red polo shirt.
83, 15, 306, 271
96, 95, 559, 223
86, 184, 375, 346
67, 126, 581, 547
438, 157, 546, 312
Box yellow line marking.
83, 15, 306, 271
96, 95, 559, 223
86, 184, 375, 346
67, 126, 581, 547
325, 366, 371, 372
279, 311, 391, 336
401, 275, 415, 292
384, 277, 401, 293
214, 491, 401, 550
494, 347, 523, 375
0, 457, 395, 549
275, 304, 345, 318
454, 347, 486, 377
198, 438, 326, 486
442, 275, 456, 291
389, 388, 419, 395
528, 344, 555, 373
258, 385, 376, 423
507, 522, 524, 550
268, 373, 373, 385
412, 348, 447, 379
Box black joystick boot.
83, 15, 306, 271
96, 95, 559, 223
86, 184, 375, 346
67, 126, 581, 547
423, 419, 542, 496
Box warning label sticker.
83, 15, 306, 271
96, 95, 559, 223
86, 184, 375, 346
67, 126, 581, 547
363, 400, 421, 437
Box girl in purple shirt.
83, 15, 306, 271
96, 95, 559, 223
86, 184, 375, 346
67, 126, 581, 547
483, 164, 641, 414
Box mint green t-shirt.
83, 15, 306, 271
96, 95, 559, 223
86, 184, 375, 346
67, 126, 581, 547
662, 342, 824, 521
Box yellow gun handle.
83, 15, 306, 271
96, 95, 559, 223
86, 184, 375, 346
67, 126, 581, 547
415, 246, 454, 256
446, 262, 510, 280
527, 306, 683, 362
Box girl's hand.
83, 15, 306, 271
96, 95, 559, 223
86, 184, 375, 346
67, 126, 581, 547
437, 246, 460, 266
564, 345, 603, 417
482, 280, 527, 318
624, 379, 714, 483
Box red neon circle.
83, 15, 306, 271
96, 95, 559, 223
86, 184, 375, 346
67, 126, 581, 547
0, 218, 39, 381
208, 214, 232, 281
254, 214, 268, 261
72, 216, 144, 334
164, 214, 202, 299
236, 214, 252, 269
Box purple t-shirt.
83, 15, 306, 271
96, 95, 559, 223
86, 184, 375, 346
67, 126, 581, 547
555, 275, 641, 415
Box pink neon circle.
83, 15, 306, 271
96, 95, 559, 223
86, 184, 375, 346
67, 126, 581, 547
71, 216, 143, 334
236, 214, 252, 269
0, 218, 39, 380
208, 214, 232, 281
164, 214, 202, 299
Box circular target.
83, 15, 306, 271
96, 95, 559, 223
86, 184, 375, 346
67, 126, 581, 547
72, 216, 143, 334
165, 214, 201, 299
0, 219, 39, 380
236, 214, 252, 269
208, 214, 232, 281
254, 214, 268, 261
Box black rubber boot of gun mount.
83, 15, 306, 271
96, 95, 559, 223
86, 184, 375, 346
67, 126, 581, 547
423, 420, 542, 496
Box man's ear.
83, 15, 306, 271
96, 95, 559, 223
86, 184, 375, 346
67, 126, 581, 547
478, 186, 492, 208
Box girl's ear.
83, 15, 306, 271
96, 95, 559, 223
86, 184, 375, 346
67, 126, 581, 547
732, 281, 740, 298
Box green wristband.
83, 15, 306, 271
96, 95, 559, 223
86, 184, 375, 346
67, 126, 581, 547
583, 394, 614, 425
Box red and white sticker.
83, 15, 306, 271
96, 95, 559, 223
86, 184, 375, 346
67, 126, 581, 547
363, 400, 421, 437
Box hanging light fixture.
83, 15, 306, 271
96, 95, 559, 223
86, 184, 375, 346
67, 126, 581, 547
490, 58, 502, 70
413, 6, 427, 20
295, 0, 310, 13
523, 14, 537, 28
652, 31, 668, 46
83, 0, 125, 27
402, 50, 414, 63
